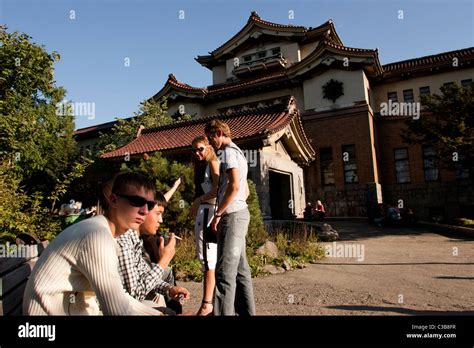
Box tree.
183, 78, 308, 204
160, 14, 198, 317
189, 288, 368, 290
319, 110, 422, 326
0, 160, 69, 243
246, 179, 268, 248
96, 97, 191, 156
69, 96, 190, 206
0, 26, 79, 197
403, 82, 474, 178
120, 152, 196, 233
0, 27, 88, 241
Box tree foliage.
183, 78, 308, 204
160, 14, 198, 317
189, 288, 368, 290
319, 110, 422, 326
96, 97, 191, 156
120, 152, 195, 233
0, 27, 79, 195
0, 27, 87, 241
403, 82, 474, 178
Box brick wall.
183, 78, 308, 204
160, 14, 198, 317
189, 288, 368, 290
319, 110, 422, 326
376, 116, 473, 220
302, 104, 378, 217
301, 105, 473, 220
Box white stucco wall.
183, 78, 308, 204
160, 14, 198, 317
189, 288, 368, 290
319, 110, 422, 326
167, 102, 204, 118
212, 65, 227, 85
303, 69, 368, 111
222, 41, 302, 80
258, 142, 306, 219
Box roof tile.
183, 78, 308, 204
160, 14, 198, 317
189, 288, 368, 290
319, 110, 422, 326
101, 103, 296, 159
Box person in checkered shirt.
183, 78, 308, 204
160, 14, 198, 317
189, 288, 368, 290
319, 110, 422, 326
100, 176, 189, 314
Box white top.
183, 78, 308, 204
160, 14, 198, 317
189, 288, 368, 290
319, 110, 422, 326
23, 215, 162, 315
201, 162, 217, 205
217, 141, 248, 214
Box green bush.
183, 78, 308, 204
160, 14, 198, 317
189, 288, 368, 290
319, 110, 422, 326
453, 218, 474, 226
121, 152, 195, 233
246, 179, 268, 248
0, 162, 61, 243
171, 231, 202, 282
171, 179, 325, 280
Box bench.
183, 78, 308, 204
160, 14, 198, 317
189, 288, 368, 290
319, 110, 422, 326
0, 238, 49, 315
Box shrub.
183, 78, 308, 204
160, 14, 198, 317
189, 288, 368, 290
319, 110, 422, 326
171, 181, 325, 280
246, 179, 268, 248
121, 152, 196, 233
0, 162, 61, 243
170, 231, 202, 282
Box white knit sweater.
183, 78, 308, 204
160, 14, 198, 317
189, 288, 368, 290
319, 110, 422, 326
23, 215, 162, 315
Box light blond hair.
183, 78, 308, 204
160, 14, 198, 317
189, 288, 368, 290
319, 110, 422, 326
191, 135, 217, 165
204, 119, 231, 138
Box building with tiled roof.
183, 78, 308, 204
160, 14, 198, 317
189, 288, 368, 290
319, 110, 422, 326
101, 97, 315, 218
83, 11, 474, 219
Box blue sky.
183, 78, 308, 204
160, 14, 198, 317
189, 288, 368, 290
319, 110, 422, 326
1, 0, 473, 130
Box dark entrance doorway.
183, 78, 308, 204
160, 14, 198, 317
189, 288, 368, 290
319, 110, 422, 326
269, 170, 293, 219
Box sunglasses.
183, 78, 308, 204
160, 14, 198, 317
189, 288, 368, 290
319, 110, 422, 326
192, 147, 206, 153
115, 194, 156, 211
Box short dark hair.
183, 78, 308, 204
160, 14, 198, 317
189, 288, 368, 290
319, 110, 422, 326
112, 172, 156, 198
155, 191, 167, 208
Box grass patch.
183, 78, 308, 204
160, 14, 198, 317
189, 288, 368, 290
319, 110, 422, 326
453, 218, 474, 227
170, 231, 203, 282
172, 225, 325, 280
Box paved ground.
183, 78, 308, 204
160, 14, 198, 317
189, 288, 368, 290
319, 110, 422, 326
178, 221, 474, 315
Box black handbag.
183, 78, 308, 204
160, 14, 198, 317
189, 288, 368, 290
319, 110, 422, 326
202, 207, 217, 244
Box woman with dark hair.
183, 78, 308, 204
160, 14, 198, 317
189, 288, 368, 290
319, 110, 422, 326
189, 135, 219, 316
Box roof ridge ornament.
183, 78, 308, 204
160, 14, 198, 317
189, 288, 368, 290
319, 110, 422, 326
250, 11, 260, 20
136, 125, 145, 138
287, 96, 297, 114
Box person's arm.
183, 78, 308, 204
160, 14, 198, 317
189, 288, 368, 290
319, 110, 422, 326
163, 177, 182, 202
116, 236, 171, 301
77, 230, 163, 315
135, 253, 172, 299
211, 167, 240, 232
189, 160, 219, 219
196, 160, 219, 203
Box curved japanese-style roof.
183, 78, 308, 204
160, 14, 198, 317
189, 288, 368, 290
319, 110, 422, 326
153, 74, 207, 99
101, 97, 315, 165
382, 47, 474, 78
286, 39, 382, 77
152, 39, 382, 101
196, 11, 343, 69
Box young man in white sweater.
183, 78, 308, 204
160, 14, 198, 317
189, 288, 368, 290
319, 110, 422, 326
23, 172, 188, 315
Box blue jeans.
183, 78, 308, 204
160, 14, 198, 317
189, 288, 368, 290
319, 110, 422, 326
214, 208, 256, 316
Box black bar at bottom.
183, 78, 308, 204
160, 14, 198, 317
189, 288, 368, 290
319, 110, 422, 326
0, 315, 472, 346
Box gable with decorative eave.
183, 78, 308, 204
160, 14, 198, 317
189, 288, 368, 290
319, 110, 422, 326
286, 39, 383, 79
196, 11, 343, 70
151, 74, 207, 103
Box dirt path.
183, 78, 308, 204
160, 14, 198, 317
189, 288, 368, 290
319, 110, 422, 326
178, 221, 474, 315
